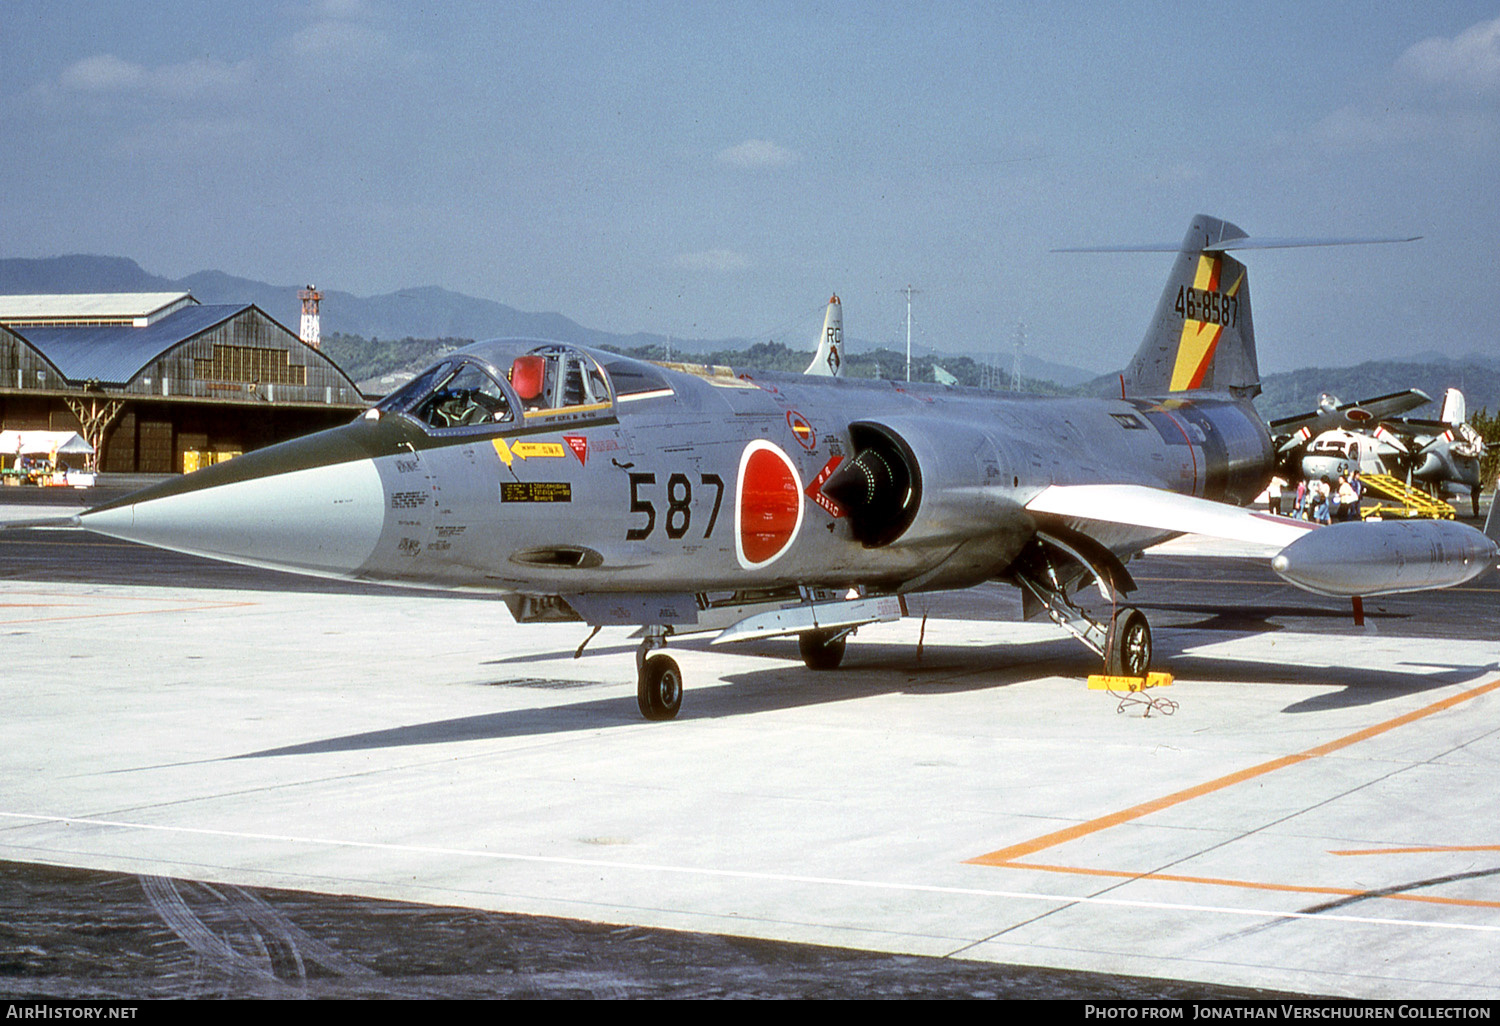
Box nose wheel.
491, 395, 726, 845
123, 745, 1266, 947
636, 630, 683, 720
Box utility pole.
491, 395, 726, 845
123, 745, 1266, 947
898, 284, 921, 382
1010, 320, 1027, 392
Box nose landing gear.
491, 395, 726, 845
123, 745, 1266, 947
636, 629, 682, 720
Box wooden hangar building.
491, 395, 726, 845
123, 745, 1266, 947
0, 293, 366, 474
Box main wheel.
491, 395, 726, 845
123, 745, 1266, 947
798, 629, 847, 670
1105, 607, 1152, 677
637, 653, 683, 721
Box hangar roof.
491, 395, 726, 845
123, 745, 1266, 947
10, 304, 251, 385
0, 292, 197, 327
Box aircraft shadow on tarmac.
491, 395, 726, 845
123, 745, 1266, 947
1134, 600, 1409, 634
227, 638, 1497, 760
232, 644, 1079, 759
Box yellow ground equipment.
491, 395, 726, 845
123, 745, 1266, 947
1359, 473, 1455, 520
1088, 671, 1177, 716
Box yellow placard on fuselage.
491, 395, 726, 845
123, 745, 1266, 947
492, 439, 567, 467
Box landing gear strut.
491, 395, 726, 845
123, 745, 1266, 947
1012, 533, 1153, 677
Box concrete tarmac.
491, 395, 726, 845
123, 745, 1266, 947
0, 488, 1497, 1000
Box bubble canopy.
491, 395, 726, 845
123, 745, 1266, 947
372, 339, 673, 433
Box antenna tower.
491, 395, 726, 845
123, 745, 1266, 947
298, 286, 323, 349
1010, 320, 1027, 391
898, 284, 921, 381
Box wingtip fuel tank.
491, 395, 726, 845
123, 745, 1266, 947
1271, 519, 1498, 597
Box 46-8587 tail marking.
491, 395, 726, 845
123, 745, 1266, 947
1175, 284, 1239, 327
1170, 254, 1247, 392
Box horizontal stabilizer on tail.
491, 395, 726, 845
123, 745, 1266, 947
1056, 235, 1420, 254
1061, 215, 1419, 401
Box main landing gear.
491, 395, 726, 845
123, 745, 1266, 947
632, 623, 853, 720
1012, 534, 1153, 678
1104, 606, 1152, 677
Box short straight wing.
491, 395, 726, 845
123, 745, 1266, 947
1025, 483, 1315, 550
1268, 389, 1431, 437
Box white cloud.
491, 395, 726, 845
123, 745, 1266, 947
676, 249, 752, 272
1295, 16, 1500, 156
57, 55, 146, 92
289, 0, 392, 64
289, 19, 391, 62
1306, 103, 1499, 153
313, 0, 377, 16
55, 54, 253, 100
1398, 16, 1500, 97
716, 139, 798, 168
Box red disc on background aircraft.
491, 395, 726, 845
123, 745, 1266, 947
737, 441, 803, 568
786, 410, 817, 450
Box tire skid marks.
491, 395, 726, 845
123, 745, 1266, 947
140, 874, 374, 986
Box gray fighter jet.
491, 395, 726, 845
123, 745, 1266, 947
68, 216, 1500, 719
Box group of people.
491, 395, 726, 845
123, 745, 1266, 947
1266, 470, 1364, 524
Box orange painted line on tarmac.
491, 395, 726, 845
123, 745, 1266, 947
1332, 845, 1500, 856
1, 591, 223, 603
968, 676, 1500, 866
986, 860, 1500, 911
0, 600, 256, 625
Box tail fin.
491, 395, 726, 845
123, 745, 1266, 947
1124, 215, 1259, 399
1440, 387, 1467, 427
1059, 215, 1417, 400
804, 295, 844, 377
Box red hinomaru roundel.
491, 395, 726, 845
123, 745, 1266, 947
735, 440, 804, 569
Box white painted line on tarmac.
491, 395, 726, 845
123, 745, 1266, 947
4, 810, 1499, 935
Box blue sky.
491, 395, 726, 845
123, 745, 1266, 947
3, 1, 1498, 373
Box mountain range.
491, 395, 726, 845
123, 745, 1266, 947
0, 254, 1097, 387
2, 254, 1495, 416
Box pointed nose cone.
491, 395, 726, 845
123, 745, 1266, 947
80, 431, 387, 579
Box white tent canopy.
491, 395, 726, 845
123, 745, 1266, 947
0, 430, 95, 456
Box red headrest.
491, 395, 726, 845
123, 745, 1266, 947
511, 356, 545, 401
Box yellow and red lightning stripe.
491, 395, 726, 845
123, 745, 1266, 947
1168, 257, 1244, 392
